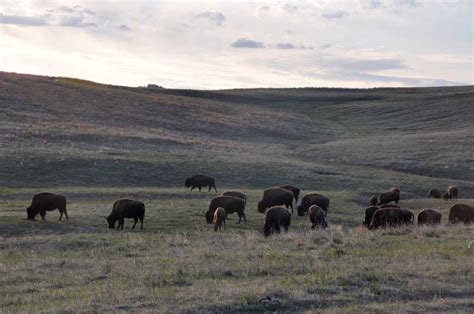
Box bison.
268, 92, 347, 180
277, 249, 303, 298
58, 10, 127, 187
369, 195, 378, 206
363, 206, 380, 227
297, 193, 330, 217
206, 196, 246, 224
222, 191, 246, 205
308, 205, 328, 229
213, 207, 226, 231
106, 199, 145, 230
429, 188, 441, 199
263, 207, 291, 237
378, 191, 400, 205
448, 204, 474, 224
369, 207, 414, 230
417, 209, 442, 225
26, 192, 68, 221
444, 186, 459, 200
257, 188, 294, 214
390, 187, 401, 194
185, 174, 217, 193
279, 185, 301, 204
380, 204, 401, 209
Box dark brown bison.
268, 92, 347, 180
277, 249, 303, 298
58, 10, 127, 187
378, 191, 400, 205
213, 207, 226, 231
445, 186, 459, 200
258, 188, 294, 214
222, 191, 246, 205
279, 185, 301, 204
390, 187, 401, 194
308, 205, 327, 229
363, 206, 380, 227
429, 189, 441, 199
380, 204, 401, 209
297, 193, 330, 216
263, 207, 291, 237
417, 209, 442, 225
27, 192, 68, 221
369, 195, 378, 206
206, 196, 246, 224
185, 174, 217, 193
448, 204, 474, 224
106, 199, 145, 230
369, 207, 414, 230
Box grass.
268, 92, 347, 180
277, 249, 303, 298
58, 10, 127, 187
0, 72, 473, 311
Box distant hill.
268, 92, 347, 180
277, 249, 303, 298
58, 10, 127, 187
1, 71, 473, 197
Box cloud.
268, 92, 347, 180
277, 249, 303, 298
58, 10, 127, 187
361, 0, 423, 9
320, 44, 332, 49
275, 43, 312, 50
0, 13, 48, 26
321, 10, 347, 19
231, 38, 264, 48
325, 58, 406, 72
282, 4, 298, 14
194, 11, 226, 27
395, 0, 423, 8
118, 24, 131, 32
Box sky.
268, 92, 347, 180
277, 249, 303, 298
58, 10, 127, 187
0, 0, 473, 89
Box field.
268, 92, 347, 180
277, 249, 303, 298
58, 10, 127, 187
0, 72, 473, 312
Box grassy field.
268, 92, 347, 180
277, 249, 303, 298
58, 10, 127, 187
1, 72, 473, 312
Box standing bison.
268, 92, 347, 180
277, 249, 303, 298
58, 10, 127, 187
263, 207, 291, 237
185, 174, 217, 193
308, 205, 328, 229
222, 191, 247, 205
106, 199, 145, 230
378, 191, 400, 205
279, 185, 301, 204
27, 192, 68, 221
297, 193, 330, 216
417, 209, 442, 225
443, 186, 459, 200
258, 188, 294, 213
206, 196, 246, 224
448, 204, 474, 224
369, 207, 414, 230
429, 189, 441, 199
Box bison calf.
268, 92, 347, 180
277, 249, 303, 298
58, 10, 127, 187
448, 204, 474, 224
308, 205, 328, 229
417, 209, 442, 225
213, 207, 226, 231
27, 192, 68, 221
263, 207, 291, 237
106, 199, 145, 230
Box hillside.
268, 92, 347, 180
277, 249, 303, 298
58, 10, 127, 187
1, 71, 473, 197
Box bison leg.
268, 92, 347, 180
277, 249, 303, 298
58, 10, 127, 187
140, 218, 144, 229
214, 224, 218, 232
223, 219, 226, 230
190, 186, 196, 191
274, 224, 281, 234
40, 211, 46, 221
198, 186, 202, 192
213, 184, 217, 193
64, 209, 68, 220
132, 218, 138, 230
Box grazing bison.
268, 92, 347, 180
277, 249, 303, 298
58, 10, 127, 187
446, 186, 459, 200
213, 207, 226, 231
308, 205, 328, 229
297, 193, 330, 216
279, 185, 301, 204
363, 206, 380, 227
429, 189, 441, 199
26, 192, 68, 221
206, 196, 246, 224
369, 207, 414, 230
417, 209, 442, 225
263, 207, 291, 237
369, 196, 378, 206
185, 174, 217, 193
390, 187, 401, 194
106, 199, 145, 230
378, 191, 400, 205
222, 191, 247, 205
448, 204, 474, 224
258, 188, 294, 214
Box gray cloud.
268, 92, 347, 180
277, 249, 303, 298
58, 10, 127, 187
194, 11, 226, 27
361, 0, 384, 9
231, 38, 264, 48
320, 44, 332, 49
321, 10, 347, 19
395, 0, 423, 8
275, 43, 312, 50
0, 13, 48, 26
326, 58, 406, 72
282, 4, 298, 14
118, 24, 131, 32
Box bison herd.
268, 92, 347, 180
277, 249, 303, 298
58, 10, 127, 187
22, 175, 474, 237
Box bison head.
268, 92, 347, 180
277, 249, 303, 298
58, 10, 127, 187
26, 206, 37, 220
369, 196, 378, 206
297, 205, 306, 217
257, 201, 266, 213
184, 178, 191, 188
205, 211, 213, 224
106, 215, 117, 229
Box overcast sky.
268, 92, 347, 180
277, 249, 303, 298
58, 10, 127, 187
1, 0, 472, 89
